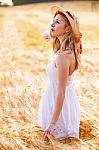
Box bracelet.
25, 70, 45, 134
50, 122, 56, 125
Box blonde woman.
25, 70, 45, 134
38, 6, 82, 140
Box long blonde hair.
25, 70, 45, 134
52, 11, 81, 70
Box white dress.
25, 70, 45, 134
38, 54, 80, 139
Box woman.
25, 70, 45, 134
38, 6, 82, 140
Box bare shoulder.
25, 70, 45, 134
55, 51, 71, 67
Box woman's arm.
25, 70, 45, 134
44, 52, 70, 139
50, 52, 70, 125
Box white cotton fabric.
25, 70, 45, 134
38, 55, 80, 139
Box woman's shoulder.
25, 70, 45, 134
55, 51, 71, 66
56, 50, 72, 60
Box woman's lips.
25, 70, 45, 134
51, 28, 55, 32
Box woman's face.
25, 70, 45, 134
50, 14, 68, 38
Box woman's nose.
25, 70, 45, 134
51, 22, 55, 27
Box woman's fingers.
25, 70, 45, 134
44, 130, 50, 136
44, 129, 51, 138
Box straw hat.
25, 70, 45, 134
51, 6, 81, 43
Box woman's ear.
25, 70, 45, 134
65, 26, 71, 33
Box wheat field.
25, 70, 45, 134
0, 1, 99, 150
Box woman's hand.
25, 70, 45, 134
44, 123, 55, 140
42, 31, 54, 43
42, 31, 51, 42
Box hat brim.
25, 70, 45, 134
51, 6, 80, 36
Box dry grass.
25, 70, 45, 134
16, 20, 51, 51
0, 13, 3, 31
80, 24, 99, 45
0, 1, 99, 150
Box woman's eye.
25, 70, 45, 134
56, 20, 59, 24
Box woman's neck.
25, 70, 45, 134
58, 34, 67, 45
